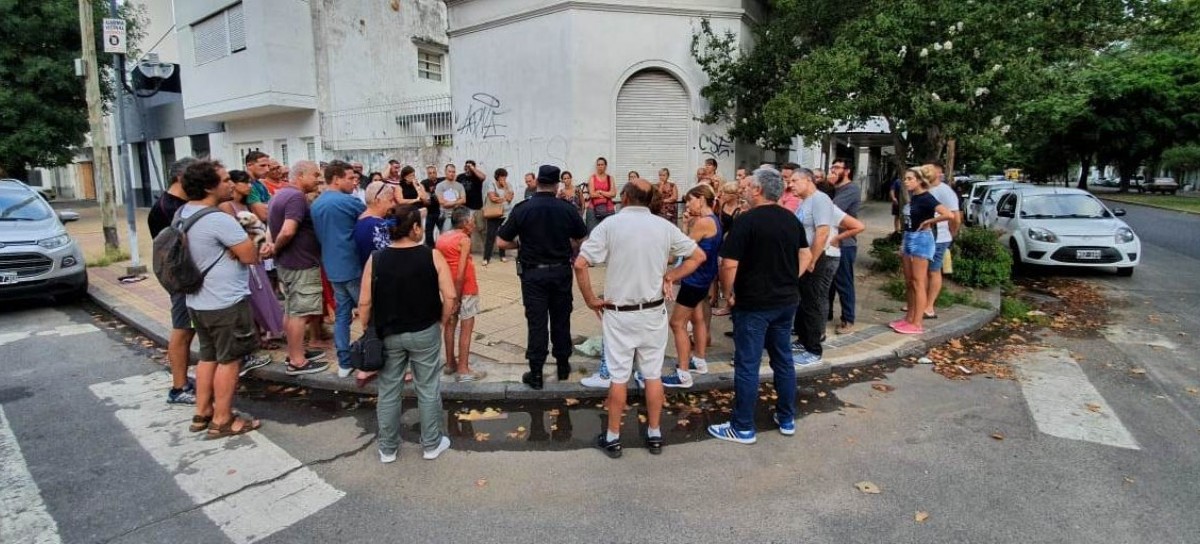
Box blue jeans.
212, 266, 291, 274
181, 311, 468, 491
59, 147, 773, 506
731, 305, 798, 432
331, 277, 362, 369
828, 245, 857, 324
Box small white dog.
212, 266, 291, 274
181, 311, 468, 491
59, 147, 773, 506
236, 211, 268, 250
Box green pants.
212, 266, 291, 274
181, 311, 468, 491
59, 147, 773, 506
377, 324, 444, 451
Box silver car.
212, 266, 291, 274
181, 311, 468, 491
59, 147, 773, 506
0, 180, 88, 302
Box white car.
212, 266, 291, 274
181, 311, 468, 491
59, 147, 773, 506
979, 184, 1039, 229
965, 181, 1015, 225
991, 187, 1139, 276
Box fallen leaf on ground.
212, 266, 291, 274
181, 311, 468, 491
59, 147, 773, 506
474, 478, 488, 488
915, 511, 930, 523
474, 432, 490, 442
1186, 387, 1199, 395
1130, 368, 1147, 375
854, 481, 882, 494
457, 408, 507, 422
1085, 402, 1102, 413
871, 383, 895, 393
817, 391, 827, 398
1123, 476, 1135, 485
949, 339, 963, 349
991, 432, 1005, 441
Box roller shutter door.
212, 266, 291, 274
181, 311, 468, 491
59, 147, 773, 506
615, 70, 691, 194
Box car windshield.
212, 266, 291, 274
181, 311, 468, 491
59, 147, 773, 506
0, 191, 53, 221
1021, 194, 1109, 219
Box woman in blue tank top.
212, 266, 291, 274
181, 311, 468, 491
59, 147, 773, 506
662, 185, 723, 389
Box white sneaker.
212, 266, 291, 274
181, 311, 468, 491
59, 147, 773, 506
423, 436, 451, 460
580, 373, 612, 388
337, 366, 353, 378
379, 448, 398, 464
689, 357, 709, 375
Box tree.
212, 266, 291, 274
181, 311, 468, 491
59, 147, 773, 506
693, 0, 1130, 173
1161, 144, 1200, 176
0, 0, 144, 180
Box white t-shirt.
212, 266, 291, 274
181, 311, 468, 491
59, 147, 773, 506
928, 182, 960, 243
179, 204, 250, 311
579, 206, 697, 306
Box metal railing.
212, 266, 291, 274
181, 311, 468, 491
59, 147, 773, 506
320, 94, 453, 151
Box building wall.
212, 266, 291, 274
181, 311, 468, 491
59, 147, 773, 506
447, 0, 753, 191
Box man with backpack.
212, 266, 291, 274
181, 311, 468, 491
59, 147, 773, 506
175, 160, 267, 438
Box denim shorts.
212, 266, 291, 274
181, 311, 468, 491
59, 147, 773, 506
930, 242, 951, 272
902, 230, 936, 260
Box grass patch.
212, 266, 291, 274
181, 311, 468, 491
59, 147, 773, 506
1000, 296, 1051, 325
86, 248, 130, 267
880, 276, 992, 309
882, 276, 906, 302
1099, 193, 1200, 215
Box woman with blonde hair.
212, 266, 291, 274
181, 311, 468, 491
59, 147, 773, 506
662, 184, 722, 388
892, 166, 952, 335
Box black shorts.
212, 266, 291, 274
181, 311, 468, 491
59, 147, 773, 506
170, 292, 193, 330
675, 283, 710, 309
189, 299, 257, 363
891, 202, 901, 216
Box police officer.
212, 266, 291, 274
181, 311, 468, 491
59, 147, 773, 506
497, 165, 589, 389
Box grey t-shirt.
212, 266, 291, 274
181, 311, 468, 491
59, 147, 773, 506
434, 180, 466, 216
928, 182, 960, 243
794, 191, 837, 255
180, 204, 250, 311
831, 182, 862, 247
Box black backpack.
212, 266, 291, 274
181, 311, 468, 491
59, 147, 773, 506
152, 206, 223, 295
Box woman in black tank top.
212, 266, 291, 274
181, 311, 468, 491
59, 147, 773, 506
357, 205, 458, 460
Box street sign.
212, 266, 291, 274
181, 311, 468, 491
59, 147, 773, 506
102, 18, 126, 55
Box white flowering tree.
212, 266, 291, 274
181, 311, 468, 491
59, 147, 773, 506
693, 0, 1130, 173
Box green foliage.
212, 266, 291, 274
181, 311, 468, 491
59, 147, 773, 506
868, 231, 903, 273
0, 0, 145, 179
999, 296, 1031, 320
86, 247, 129, 268
950, 226, 1011, 289
881, 276, 906, 302
1160, 145, 1200, 175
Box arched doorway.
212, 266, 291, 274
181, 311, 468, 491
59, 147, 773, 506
615, 69, 691, 195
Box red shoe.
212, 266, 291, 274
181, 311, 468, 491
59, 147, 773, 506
888, 319, 907, 330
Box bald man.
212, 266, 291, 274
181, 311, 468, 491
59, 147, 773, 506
266, 161, 331, 376
575, 178, 706, 457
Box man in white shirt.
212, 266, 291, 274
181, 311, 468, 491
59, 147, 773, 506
575, 178, 705, 458
923, 162, 961, 319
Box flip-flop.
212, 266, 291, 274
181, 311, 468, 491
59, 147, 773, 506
924, 312, 938, 319
206, 416, 260, 440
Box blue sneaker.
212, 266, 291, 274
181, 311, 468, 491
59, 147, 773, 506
166, 377, 196, 405
790, 341, 807, 353
707, 422, 757, 444
794, 350, 822, 366
773, 413, 796, 436
661, 371, 693, 389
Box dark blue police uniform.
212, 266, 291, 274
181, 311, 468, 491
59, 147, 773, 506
496, 166, 588, 389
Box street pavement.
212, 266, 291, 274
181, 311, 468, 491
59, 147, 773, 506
2, 200, 1197, 543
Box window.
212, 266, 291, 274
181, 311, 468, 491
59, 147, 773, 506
418, 50, 443, 81
193, 3, 246, 65
303, 138, 315, 161
278, 143, 289, 165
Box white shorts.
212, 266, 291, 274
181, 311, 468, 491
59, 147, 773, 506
459, 295, 480, 320
602, 306, 669, 384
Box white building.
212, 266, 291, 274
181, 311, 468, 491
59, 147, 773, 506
173, 0, 453, 174
445, 0, 765, 193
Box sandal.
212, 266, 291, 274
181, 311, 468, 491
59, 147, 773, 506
189, 414, 213, 433
712, 307, 731, 317
206, 416, 261, 440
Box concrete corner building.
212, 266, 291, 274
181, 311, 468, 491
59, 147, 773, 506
446, 0, 764, 191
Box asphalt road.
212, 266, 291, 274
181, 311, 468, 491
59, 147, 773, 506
1102, 198, 1200, 261
2, 203, 1198, 543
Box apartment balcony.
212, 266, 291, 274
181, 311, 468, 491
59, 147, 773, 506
174, 0, 316, 122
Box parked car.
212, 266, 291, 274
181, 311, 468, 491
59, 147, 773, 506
990, 187, 1139, 277
1135, 177, 1179, 195
964, 181, 1016, 225
0, 179, 87, 302
979, 184, 1039, 229
1094, 177, 1119, 188
0, 178, 55, 201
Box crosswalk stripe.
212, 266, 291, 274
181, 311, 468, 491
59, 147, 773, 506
1015, 348, 1140, 450
90, 373, 345, 543
0, 405, 63, 544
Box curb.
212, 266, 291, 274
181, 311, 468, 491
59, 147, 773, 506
88, 287, 1001, 402
1099, 196, 1200, 217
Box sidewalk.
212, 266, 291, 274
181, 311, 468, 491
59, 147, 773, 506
77, 202, 999, 401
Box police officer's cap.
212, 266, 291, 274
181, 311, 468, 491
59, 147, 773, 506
536, 165, 561, 186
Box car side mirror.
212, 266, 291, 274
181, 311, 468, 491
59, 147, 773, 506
58, 210, 80, 223
997, 209, 1014, 218
1112, 208, 1126, 217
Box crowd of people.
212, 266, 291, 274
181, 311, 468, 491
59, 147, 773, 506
149, 147, 958, 460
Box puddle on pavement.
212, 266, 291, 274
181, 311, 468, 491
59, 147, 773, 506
236, 363, 913, 452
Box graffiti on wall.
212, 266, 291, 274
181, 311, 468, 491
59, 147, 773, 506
698, 133, 734, 159
455, 93, 508, 140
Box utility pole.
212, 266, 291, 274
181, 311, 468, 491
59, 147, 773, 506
77, 0, 120, 252
109, 0, 146, 276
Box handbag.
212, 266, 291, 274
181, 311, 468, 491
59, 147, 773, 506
483, 198, 504, 219
349, 251, 385, 372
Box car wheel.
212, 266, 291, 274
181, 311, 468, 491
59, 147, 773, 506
1009, 240, 1026, 275
1115, 267, 1134, 277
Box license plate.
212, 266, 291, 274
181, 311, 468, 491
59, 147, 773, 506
1076, 249, 1102, 260
0, 272, 16, 285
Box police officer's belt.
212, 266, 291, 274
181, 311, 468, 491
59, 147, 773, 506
602, 299, 665, 312
525, 263, 570, 269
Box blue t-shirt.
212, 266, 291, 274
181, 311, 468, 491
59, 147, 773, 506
353, 216, 392, 267
311, 190, 367, 282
